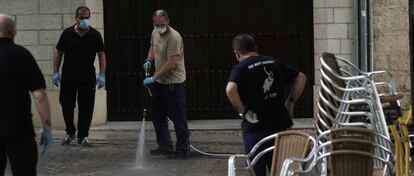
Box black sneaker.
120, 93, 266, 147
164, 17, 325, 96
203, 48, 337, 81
149, 148, 174, 156
166, 152, 189, 160
61, 134, 76, 145
78, 138, 93, 147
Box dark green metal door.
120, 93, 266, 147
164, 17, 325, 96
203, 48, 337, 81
104, 0, 314, 121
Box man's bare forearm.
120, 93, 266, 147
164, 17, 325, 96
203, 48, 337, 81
226, 82, 246, 114
32, 89, 52, 131
287, 73, 307, 103
53, 50, 63, 73
98, 52, 106, 74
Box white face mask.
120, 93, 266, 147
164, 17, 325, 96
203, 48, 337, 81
154, 26, 167, 34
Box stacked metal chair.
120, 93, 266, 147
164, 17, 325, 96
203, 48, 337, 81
281, 52, 404, 176
315, 52, 402, 175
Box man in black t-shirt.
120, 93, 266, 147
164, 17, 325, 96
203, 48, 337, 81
0, 14, 53, 176
52, 6, 106, 147
226, 34, 307, 176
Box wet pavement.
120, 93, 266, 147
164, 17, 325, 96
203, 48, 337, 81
7, 119, 410, 176
34, 130, 245, 176
4, 121, 251, 176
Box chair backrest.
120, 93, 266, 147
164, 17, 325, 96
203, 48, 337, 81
269, 131, 312, 176
325, 150, 379, 176
330, 127, 373, 141
321, 52, 345, 104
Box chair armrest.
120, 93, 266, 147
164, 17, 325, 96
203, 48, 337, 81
228, 154, 247, 176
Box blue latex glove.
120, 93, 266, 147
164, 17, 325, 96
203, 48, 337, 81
97, 73, 105, 89
143, 59, 152, 72
40, 130, 53, 155
52, 72, 61, 87
143, 77, 155, 87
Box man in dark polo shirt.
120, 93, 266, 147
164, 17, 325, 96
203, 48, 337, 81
0, 14, 53, 176
52, 6, 106, 147
226, 34, 307, 176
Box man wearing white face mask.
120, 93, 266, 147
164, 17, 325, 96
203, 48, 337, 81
52, 6, 106, 147
142, 9, 189, 160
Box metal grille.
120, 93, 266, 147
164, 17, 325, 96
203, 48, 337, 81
103, 0, 314, 121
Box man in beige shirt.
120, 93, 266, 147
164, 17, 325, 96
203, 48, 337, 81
143, 9, 189, 160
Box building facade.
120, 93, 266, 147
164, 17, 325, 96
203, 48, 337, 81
0, 0, 410, 128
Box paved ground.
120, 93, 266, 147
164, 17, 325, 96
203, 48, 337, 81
5, 119, 410, 176
3, 119, 258, 176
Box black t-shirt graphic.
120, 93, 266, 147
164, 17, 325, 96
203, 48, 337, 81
0, 38, 46, 138
56, 25, 104, 83
228, 55, 299, 132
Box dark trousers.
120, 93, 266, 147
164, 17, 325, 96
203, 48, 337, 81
0, 138, 37, 176
60, 81, 96, 139
150, 82, 190, 154
242, 128, 285, 176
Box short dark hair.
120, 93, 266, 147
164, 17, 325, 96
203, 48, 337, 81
152, 9, 169, 20
76, 6, 90, 17
232, 34, 257, 54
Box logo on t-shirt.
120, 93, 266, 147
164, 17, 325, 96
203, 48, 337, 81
263, 66, 274, 93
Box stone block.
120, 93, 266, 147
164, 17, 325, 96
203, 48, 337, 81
40, 0, 71, 14
327, 24, 348, 39
0, 0, 38, 15
39, 30, 63, 45
340, 39, 354, 54
70, 0, 87, 13
314, 8, 333, 24
315, 39, 341, 54
336, 54, 356, 64
348, 24, 354, 38
314, 70, 321, 86
314, 55, 322, 69
17, 15, 62, 30
26, 46, 54, 61
314, 24, 327, 39
326, 0, 353, 8
90, 13, 103, 29
374, 54, 390, 70
86, 0, 104, 13
334, 7, 353, 23
36, 60, 53, 75
64, 14, 76, 29
375, 34, 410, 54
314, 0, 327, 8
14, 31, 38, 46
389, 52, 410, 71
393, 71, 411, 92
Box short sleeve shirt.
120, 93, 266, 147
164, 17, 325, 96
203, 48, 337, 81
228, 55, 299, 132
0, 38, 46, 138
150, 27, 186, 84
56, 26, 104, 83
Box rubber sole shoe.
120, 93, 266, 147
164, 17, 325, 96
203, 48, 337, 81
61, 135, 76, 146
149, 148, 174, 156
78, 138, 93, 147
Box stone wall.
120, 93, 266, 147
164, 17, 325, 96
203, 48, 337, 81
0, 0, 106, 129
372, 0, 412, 106
313, 0, 355, 117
